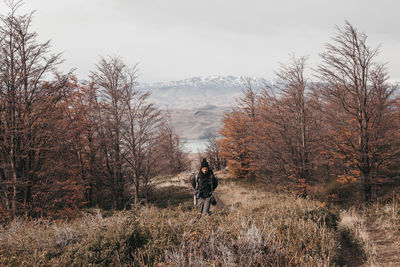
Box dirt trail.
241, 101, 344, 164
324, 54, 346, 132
337, 210, 400, 267
364, 223, 400, 266
337, 233, 365, 267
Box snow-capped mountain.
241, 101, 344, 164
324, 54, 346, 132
139, 75, 269, 147
139, 75, 268, 109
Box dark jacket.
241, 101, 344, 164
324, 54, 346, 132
191, 170, 218, 198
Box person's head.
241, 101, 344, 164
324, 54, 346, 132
200, 158, 210, 174
201, 166, 208, 174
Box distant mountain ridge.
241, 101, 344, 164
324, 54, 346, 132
139, 75, 269, 143
139, 75, 268, 109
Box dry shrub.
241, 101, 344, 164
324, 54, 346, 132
0, 210, 109, 265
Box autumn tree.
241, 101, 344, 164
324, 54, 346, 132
218, 79, 260, 179
0, 1, 87, 218
316, 21, 399, 203
61, 78, 107, 208
0, 1, 189, 218
89, 56, 186, 206
29, 79, 87, 217
218, 110, 253, 178
254, 56, 324, 195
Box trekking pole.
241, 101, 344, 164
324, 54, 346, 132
193, 173, 199, 206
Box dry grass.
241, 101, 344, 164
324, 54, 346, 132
364, 200, 400, 266
0, 188, 341, 266
368, 200, 400, 231
337, 199, 400, 267
168, 193, 341, 266
0, 171, 347, 266
4, 171, 400, 266
152, 172, 192, 188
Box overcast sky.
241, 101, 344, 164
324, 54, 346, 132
1, 0, 399, 83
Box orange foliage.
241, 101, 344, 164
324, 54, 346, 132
218, 111, 254, 179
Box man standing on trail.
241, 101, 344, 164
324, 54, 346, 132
191, 158, 218, 216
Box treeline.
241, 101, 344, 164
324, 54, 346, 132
0, 2, 187, 220
218, 22, 400, 204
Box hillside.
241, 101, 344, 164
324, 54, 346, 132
0, 171, 342, 266
172, 105, 230, 140
2, 170, 399, 266
140, 76, 268, 143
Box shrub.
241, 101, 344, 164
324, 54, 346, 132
321, 181, 361, 207
55, 213, 148, 266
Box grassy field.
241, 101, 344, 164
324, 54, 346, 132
1, 170, 397, 266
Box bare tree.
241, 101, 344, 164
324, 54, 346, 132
205, 135, 225, 171
122, 80, 161, 204
316, 21, 399, 202
0, 0, 67, 218
61, 79, 106, 208
253, 56, 321, 195
237, 78, 258, 119
90, 56, 130, 209
275, 55, 310, 195
90, 56, 170, 206
155, 114, 188, 176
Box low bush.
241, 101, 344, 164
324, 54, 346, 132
315, 181, 361, 207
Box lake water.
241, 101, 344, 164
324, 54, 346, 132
183, 139, 208, 153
